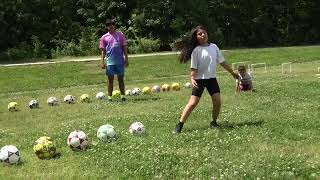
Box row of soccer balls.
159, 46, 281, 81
0, 122, 145, 165
7, 82, 192, 111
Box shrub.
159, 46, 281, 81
127, 38, 160, 54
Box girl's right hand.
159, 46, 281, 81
191, 78, 198, 88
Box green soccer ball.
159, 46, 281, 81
97, 124, 117, 142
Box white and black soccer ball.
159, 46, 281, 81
131, 88, 141, 96
47, 97, 58, 106
64, 95, 75, 104
67, 130, 89, 151
151, 85, 161, 93
129, 122, 145, 136
96, 92, 105, 100
29, 99, 39, 109
0, 145, 20, 165
184, 82, 192, 88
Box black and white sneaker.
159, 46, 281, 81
210, 121, 219, 129
172, 122, 184, 134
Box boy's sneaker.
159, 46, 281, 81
210, 121, 219, 129
172, 122, 184, 134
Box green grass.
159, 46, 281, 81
1, 45, 320, 94
0, 46, 320, 179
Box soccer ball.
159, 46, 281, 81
142, 87, 151, 94
67, 130, 89, 151
129, 122, 145, 136
47, 97, 58, 106
125, 89, 133, 96
161, 84, 171, 92
0, 145, 20, 165
33, 136, 57, 159
151, 85, 161, 93
29, 99, 39, 109
8, 102, 18, 111
184, 82, 192, 88
64, 95, 75, 104
96, 92, 105, 100
132, 88, 141, 96
171, 83, 180, 91
97, 124, 117, 142
80, 94, 90, 103
112, 90, 121, 98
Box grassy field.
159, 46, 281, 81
0, 46, 320, 179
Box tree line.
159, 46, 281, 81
0, 0, 319, 60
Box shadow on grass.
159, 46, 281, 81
219, 120, 264, 129
129, 96, 160, 102
183, 120, 264, 133
105, 96, 160, 104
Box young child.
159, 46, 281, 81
236, 65, 253, 92
99, 19, 129, 101
173, 25, 239, 134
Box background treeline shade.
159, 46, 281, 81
0, 0, 319, 60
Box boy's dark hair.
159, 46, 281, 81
238, 65, 246, 71
175, 25, 207, 63
105, 19, 115, 26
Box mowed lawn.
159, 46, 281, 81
0, 46, 320, 179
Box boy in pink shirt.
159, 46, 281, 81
99, 19, 128, 101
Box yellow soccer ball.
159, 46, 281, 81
80, 94, 90, 103
33, 136, 57, 159
171, 83, 180, 91
142, 87, 151, 94
8, 102, 18, 111
112, 90, 121, 98
161, 84, 171, 92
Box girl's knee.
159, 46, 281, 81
188, 100, 199, 108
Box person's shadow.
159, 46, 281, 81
219, 120, 264, 129
184, 120, 264, 132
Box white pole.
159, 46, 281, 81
282, 62, 292, 74
250, 63, 267, 74
289, 63, 292, 73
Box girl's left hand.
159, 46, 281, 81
191, 78, 198, 88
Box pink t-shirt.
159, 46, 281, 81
99, 32, 127, 65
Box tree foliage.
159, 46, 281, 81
0, 0, 319, 60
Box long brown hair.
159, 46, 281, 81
175, 26, 207, 63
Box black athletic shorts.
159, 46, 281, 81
192, 78, 220, 97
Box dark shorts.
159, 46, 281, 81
192, 78, 220, 97
239, 84, 251, 91
106, 64, 125, 76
